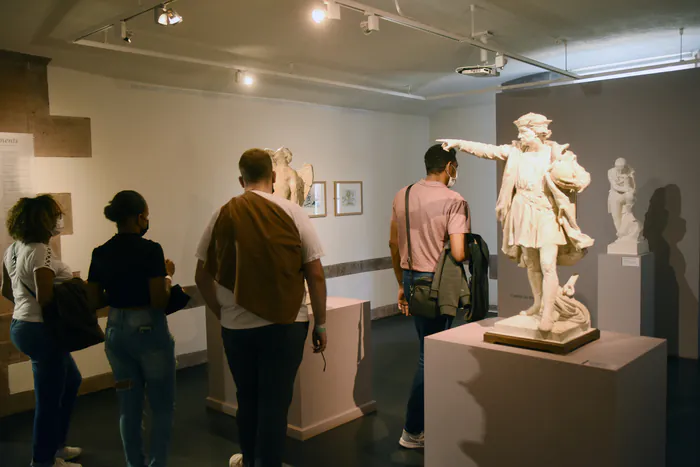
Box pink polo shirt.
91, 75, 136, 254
392, 180, 471, 273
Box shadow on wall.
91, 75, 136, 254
643, 185, 694, 356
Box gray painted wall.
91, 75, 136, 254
495, 68, 700, 358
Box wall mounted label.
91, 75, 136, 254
622, 257, 641, 267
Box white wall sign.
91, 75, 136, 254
622, 257, 641, 268
0, 133, 35, 254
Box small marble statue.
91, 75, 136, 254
269, 147, 314, 207
607, 158, 648, 255
439, 113, 594, 334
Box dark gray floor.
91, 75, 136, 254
1, 316, 699, 467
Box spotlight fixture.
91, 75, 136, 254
154, 2, 183, 26
120, 20, 133, 43
360, 13, 379, 35
236, 71, 255, 86
312, 0, 341, 23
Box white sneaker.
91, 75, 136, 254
56, 446, 82, 461
229, 453, 244, 467
54, 459, 82, 467
398, 429, 425, 449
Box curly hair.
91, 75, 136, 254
6, 195, 64, 244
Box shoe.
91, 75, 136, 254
229, 454, 244, 467
54, 459, 82, 467
56, 447, 82, 461
399, 429, 425, 449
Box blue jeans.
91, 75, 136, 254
403, 271, 454, 435
222, 322, 309, 467
105, 309, 176, 467
10, 319, 83, 466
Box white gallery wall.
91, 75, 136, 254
429, 99, 499, 307
22, 67, 428, 380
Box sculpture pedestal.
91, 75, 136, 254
598, 253, 655, 336
205, 297, 376, 440
425, 319, 667, 467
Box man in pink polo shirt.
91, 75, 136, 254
389, 143, 470, 449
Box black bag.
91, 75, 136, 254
405, 184, 439, 319
165, 284, 191, 315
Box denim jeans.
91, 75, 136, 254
222, 322, 309, 467
10, 319, 83, 466
402, 270, 454, 436
105, 309, 176, 467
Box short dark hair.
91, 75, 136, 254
104, 190, 147, 226
239, 148, 273, 183
6, 195, 63, 244
424, 144, 457, 175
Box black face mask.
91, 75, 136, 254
140, 220, 149, 237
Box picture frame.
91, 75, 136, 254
334, 181, 363, 216
303, 181, 327, 218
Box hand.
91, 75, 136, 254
398, 286, 410, 316
165, 259, 176, 277
312, 326, 327, 353
436, 139, 462, 152
562, 283, 575, 297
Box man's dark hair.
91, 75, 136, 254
6, 195, 63, 244
239, 148, 273, 183
424, 144, 456, 175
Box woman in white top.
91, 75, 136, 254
2, 195, 83, 467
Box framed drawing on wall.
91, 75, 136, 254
303, 181, 327, 218
334, 181, 363, 216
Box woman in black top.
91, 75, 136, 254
88, 191, 176, 467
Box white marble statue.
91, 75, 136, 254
607, 158, 648, 255
439, 113, 594, 334
269, 147, 314, 207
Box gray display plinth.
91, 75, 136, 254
425, 318, 666, 467
206, 297, 376, 440
598, 252, 654, 336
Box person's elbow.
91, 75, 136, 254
303, 259, 325, 286
451, 250, 466, 263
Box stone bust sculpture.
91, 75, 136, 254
268, 147, 314, 207
607, 158, 648, 254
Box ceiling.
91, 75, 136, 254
0, 0, 698, 115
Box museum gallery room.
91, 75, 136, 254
0, 0, 699, 466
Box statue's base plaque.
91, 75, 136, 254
484, 315, 600, 354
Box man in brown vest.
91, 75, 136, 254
195, 148, 327, 467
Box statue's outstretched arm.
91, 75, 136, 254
436, 139, 510, 161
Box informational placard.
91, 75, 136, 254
622, 257, 641, 268
0, 133, 35, 254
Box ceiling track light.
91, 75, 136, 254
155, 2, 183, 26
312, 0, 341, 24
361, 13, 379, 35
120, 20, 133, 43
236, 71, 255, 86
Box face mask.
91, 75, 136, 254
51, 216, 64, 237
447, 165, 459, 189
140, 219, 149, 237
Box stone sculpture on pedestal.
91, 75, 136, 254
439, 113, 595, 342
607, 158, 648, 255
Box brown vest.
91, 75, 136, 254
205, 191, 304, 324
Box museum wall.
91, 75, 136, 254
17, 66, 428, 384
429, 100, 499, 307
495, 67, 700, 358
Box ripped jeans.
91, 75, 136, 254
105, 309, 176, 467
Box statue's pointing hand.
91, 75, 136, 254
437, 139, 461, 152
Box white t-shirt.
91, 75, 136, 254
4, 242, 73, 322
196, 190, 325, 330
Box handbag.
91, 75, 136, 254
165, 284, 191, 315
405, 185, 439, 319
